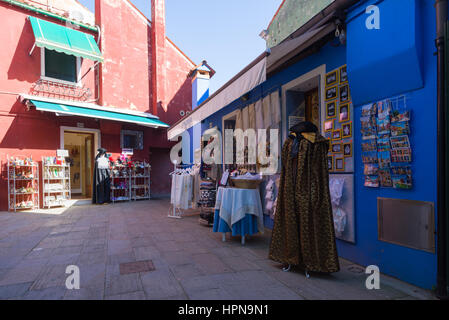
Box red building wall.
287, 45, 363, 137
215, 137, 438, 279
0, 0, 196, 208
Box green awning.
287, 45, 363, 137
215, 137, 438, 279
29, 100, 169, 128
28, 16, 103, 62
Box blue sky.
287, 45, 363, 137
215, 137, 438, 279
78, 0, 281, 93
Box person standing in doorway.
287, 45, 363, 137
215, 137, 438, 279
92, 148, 111, 204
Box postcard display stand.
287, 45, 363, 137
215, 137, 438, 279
131, 161, 151, 201
111, 164, 131, 203
361, 96, 412, 189
7, 157, 39, 212
42, 157, 71, 208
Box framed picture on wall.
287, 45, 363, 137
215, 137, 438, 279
339, 84, 350, 104
326, 86, 338, 101
339, 65, 348, 84
331, 142, 342, 154
339, 103, 350, 122
335, 157, 345, 171
326, 70, 338, 87
324, 119, 334, 132
332, 128, 342, 140
343, 142, 352, 157
326, 101, 337, 119
342, 122, 352, 138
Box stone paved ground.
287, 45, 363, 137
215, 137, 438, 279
0, 199, 436, 300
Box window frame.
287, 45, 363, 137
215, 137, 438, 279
120, 130, 144, 150
40, 48, 82, 86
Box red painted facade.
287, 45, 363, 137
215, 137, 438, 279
0, 0, 195, 209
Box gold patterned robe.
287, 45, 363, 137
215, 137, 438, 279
269, 131, 340, 273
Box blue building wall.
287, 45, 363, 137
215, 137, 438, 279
341, 0, 438, 290
196, 0, 437, 289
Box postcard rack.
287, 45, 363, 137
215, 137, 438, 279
7, 156, 39, 212
42, 156, 71, 208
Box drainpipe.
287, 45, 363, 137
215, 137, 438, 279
435, 0, 448, 299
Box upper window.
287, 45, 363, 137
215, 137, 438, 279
42, 48, 80, 84
121, 130, 144, 150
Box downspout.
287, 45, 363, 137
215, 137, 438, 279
435, 0, 448, 299
85, 25, 102, 104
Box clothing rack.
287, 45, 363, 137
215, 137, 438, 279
168, 163, 193, 219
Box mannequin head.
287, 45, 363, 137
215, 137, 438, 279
96, 148, 107, 159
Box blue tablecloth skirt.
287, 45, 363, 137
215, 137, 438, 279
213, 209, 259, 236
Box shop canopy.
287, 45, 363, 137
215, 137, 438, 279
28, 16, 103, 62
167, 52, 267, 140
28, 99, 169, 129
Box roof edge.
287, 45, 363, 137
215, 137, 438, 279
0, 0, 98, 32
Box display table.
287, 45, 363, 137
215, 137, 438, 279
213, 187, 264, 245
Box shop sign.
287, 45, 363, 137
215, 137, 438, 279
57, 149, 69, 157
122, 148, 134, 155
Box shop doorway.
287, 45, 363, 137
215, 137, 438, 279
281, 65, 326, 142
61, 127, 100, 199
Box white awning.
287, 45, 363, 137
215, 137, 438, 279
168, 54, 267, 140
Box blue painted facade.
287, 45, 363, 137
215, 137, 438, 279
181, 0, 438, 289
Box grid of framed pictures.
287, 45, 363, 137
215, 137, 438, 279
361, 96, 412, 189
325, 65, 353, 173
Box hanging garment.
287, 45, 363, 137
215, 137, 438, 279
269, 122, 340, 273
248, 103, 256, 130
242, 106, 250, 131
262, 94, 272, 129
192, 165, 201, 208
235, 109, 243, 131
271, 91, 281, 125
92, 155, 111, 204
255, 99, 264, 130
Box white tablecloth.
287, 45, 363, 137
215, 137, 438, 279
215, 187, 264, 234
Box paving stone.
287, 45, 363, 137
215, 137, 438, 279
155, 240, 182, 252
78, 251, 107, 265
105, 274, 143, 296
108, 239, 132, 255
54, 245, 83, 256
130, 237, 155, 248
105, 290, 147, 300
191, 253, 232, 275
60, 239, 84, 247
133, 246, 161, 261
64, 285, 104, 300
0, 263, 46, 286
22, 286, 67, 300
141, 269, 185, 299
78, 263, 106, 287
46, 253, 80, 266
170, 263, 205, 281
31, 265, 68, 290
0, 282, 32, 299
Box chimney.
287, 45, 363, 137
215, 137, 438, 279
151, 0, 166, 116
188, 61, 215, 163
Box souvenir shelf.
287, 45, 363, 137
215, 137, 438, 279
7, 156, 39, 212
111, 165, 131, 203
130, 161, 151, 201
42, 157, 71, 208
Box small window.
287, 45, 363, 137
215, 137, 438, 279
42, 48, 79, 83
120, 130, 144, 150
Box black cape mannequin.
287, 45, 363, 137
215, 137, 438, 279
92, 148, 111, 204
